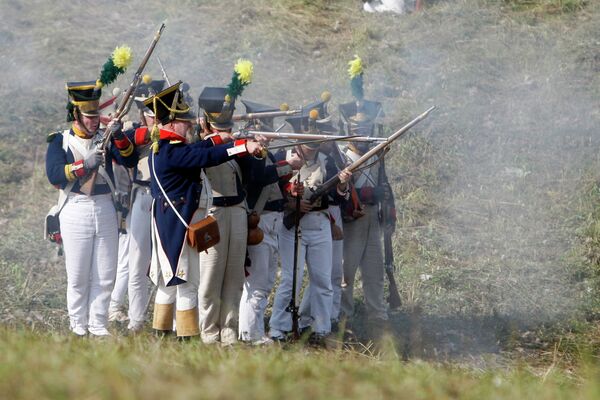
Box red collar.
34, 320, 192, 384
159, 128, 186, 143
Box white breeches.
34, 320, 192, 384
127, 188, 153, 328
239, 211, 282, 341
198, 205, 248, 344
60, 193, 118, 335
299, 205, 344, 326
270, 212, 333, 335
110, 224, 130, 310
341, 204, 387, 320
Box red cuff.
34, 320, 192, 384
114, 136, 132, 150
226, 139, 249, 157
284, 182, 293, 194
72, 160, 86, 177
135, 127, 150, 146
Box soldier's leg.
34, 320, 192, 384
109, 229, 130, 321
269, 223, 306, 337
298, 284, 313, 330
304, 213, 333, 335
127, 190, 153, 331
239, 212, 279, 341
330, 205, 344, 322
175, 243, 200, 338
359, 206, 387, 320
220, 206, 247, 345
60, 195, 96, 335
341, 215, 369, 318
87, 194, 119, 336
198, 206, 230, 343
153, 276, 176, 332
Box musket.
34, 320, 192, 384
283, 106, 436, 229
234, 129, 387, 143
79, 23, 166, 196
286, 172, 302, 340
156, 55, 172, 86
232, 109, 301, 121
265, 135, 361, 151
376, 127, 402, 310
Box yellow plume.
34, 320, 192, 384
347, 55, 363, 79
309, 109, 319, 120
142, 74, 152, 85
234, 59, 254, 85
112, 46, 133, 69
280, 103, 289, 111
321, 91, 332, 102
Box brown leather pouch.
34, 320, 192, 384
247, 211, 264, 245
186, 215, 220, 252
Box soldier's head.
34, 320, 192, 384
66, 81, 102, 136
144, 81, 196, 140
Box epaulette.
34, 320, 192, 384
46, 131, 61, 143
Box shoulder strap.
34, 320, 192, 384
152, 152, 189, 229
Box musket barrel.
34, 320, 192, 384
231, 109, 301, 121
235, 130, 387, 142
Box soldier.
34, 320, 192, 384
124, 78, 166, 333
269, 109, 352, 342
237, 100, 303, 345
46, 80, 138, 336
294, 94, 347, 332
339, 56, 396, 327
145, 81, 263, 339
197, 59, 261, 345
107, 160, 133, 323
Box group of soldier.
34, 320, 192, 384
45, 55, 397, 346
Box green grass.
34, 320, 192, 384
1, 328, 599, 400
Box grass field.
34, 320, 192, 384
1, 328, 600, 400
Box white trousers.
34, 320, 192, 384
341, 204, 388, 320
109, 225, 130, 311
60, 193, 118, 335
199, 205, 247, 344
239, 211, 282, 341
299, 205, 344, 327
154, 246, 199, 311
270, 212, 333, 335
127, 188, 153, 329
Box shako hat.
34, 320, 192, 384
66, 81, 102, 119
198, 59, 254, 130
143, 81, 195, 125
285, 91, 334, 133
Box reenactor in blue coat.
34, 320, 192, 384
46, 80, 138, 336
145, 81, 263, 338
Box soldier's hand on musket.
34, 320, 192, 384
337, 168, 352, 191
106, 118, 123, 138
255, 134, 271, 147
287, 154, 303, 170
83, 148, 105, 171
290, 181, 304, 198
299, 199, 313, 213
245, 140, 265, 158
